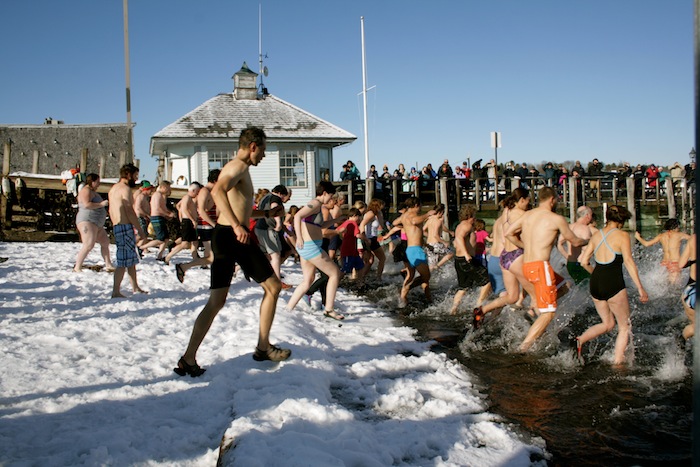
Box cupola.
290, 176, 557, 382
232, 62, 259, 100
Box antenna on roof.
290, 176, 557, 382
258, 4, 269, 97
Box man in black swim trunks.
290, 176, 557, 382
175, 127, 290, 377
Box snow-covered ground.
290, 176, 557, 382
0, 241, 546, 466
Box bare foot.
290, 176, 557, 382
134, 288, 149, 294
111, 292, 126, 299
73, 268, 82, 273
105, 266, 115, 273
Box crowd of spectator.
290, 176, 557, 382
338, 157, 697, 199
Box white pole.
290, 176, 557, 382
603, 202, 608, 224
361, 16, 369, 177
259, 4, 263, 81
123, 0, 133, 161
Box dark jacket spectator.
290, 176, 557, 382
472, 160, 485, 180
571, 161, 586, 177
340, 165, 353, 181
438, 160, 453, 178
588, 159, 604, 177
503, 163, 517, 181
543, 162, 557, 186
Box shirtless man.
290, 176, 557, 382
133, 181, 154, 251
147, 181, 176, 260
176, 169, 220, 282
557, 205, 595, 284
635, 218, 690, 283
396, 196, 435, 308
175, 127, 289, 377
108, 163, 147, 298
504, 186, 586, 351
424, 204, 454, 271
166, 182, 201, 269
450, 205, 489, 315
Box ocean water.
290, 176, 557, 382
359, 242, 692, 466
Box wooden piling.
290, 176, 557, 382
666, 178, 676, 219
626, 177, 636, 232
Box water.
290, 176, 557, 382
356, 246, 692, 466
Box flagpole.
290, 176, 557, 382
123, 0, 134, 162
361, 16, 369, 178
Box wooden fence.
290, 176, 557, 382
332, 175, 695, 231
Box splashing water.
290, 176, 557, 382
357, 241, 691, 465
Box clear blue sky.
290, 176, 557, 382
1, 0, 694, 182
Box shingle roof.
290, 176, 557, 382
150, 93, 356, 153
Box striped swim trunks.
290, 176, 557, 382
114, 224, 140, 268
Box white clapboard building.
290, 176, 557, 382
149, 62, 356, 204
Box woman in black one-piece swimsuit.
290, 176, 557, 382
575, 205, 649, 366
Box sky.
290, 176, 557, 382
0, 0, 694, 183
0, 242, 549, 466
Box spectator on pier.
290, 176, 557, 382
543, 162, 557, 187
426, 163, 437, 179
587, 158, 604, 197
685, 162, 696, 187
645, 164, 660, 194
366, 164, 379, 179
472, 160, 485, 185
571, 167, 585, 204
340, 164, 353, 181
381, 164, 391, 180
670, 162, 684, 183
420, 166, 434, 188
516, 162, 529, 188
455, 165, 466, 179
527, 166, 541, 189
485, 159, 498, 194
502, 162, 516, 190
438, 159, 453, 178
632, 164, 646, 195
658, 166, 671, 187
346, 160, 361, 180
397, 163, 407, 180
571, 160, 586, 178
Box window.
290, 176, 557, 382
318, 147, 331, 182
208, 149, 234, 172
280, 148, 306, 188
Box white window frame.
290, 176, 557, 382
280, 147, 307, 188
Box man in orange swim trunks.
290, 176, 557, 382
504, 186, 587, 352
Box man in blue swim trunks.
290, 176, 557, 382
108, 163, 148, 298
396, 196, 435, 308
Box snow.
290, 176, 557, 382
0, 242, 547, 466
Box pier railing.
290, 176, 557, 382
332, 174, 695, 231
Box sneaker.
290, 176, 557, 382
472, 307, 485, 329
253, 344, 291, 362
